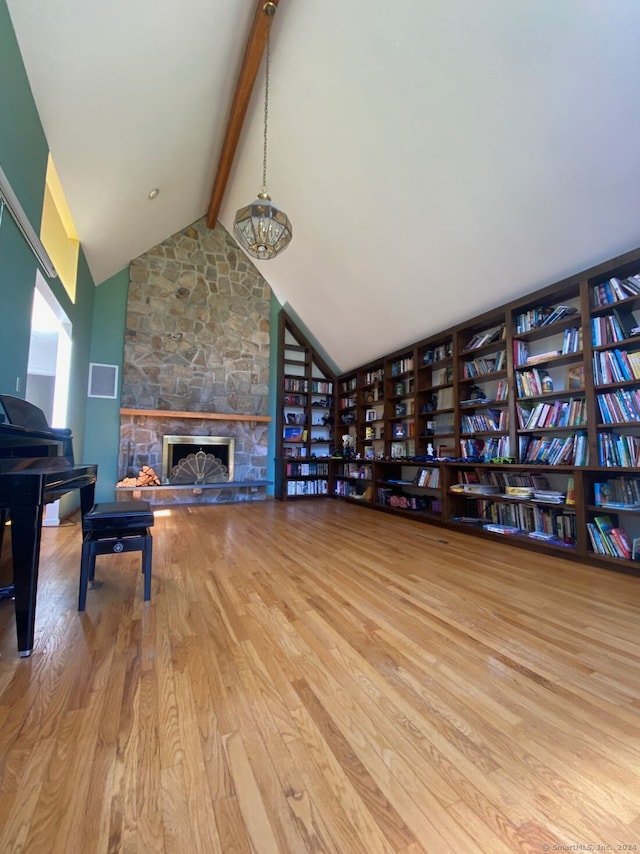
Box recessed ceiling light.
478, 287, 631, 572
148, 188, 159, 200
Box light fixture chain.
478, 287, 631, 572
262, 34, 270, 190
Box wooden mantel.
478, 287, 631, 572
120, 408, 271, 423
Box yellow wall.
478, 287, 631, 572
40, 155, 79, 301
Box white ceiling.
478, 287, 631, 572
7, 0, 640, 373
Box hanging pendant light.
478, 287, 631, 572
234, 28, 292, 260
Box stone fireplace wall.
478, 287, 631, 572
120, 218, 272, 503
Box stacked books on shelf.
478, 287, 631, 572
516, 398, 587, 430
592, 349, 640, 385
598, 433, 640, 467
586, 514, 632, 559
483, 523, 522, 535
519, 432, 588, 466
592, 275, 640, 306
463, 325, 505, 352
539, 305, 579, 326
531, 490, 566, 504
593, 477, 640, 508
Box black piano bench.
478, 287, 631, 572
79, 500, 154, 611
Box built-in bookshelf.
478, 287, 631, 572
275, 246, 640, 573
416, 336, 455, 458
276, 315, 336, 499
456, 314, 509, 461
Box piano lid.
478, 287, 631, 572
0, 395, 73, 460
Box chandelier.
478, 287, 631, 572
234, 26, 292, 260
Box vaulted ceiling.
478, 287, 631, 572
7, 0, 640, 372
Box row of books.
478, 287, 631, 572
285, 462, 329, 476
514, 305, 554, 333
512, 329, 582, 365
462, 500, 577, 543
462, 351, 506, 378
283, 377, 309, 392
361, 369, 384, 386
516, 398, 587, 430
334, 481, 370, 499
515, 367, 552, 397
423, 342, 452, 364
286, 479, 329, 495
461, 409, 508, 433
597, 433, 640, 468
341, 463, 373, 479
283, 394, 305, 406
586, 515, 633, 560
514, 304, 578, 333
592, 348, 640, 385
459, 436, 511, 461
596, 390, 640, 425
593, 477, 640, 508
310, 380, 333, 394
519, 432, 588, 466
390, 357, 414, 376
592, 274, 640, 307
591, 309, 639, 346
414, 467, 440, 487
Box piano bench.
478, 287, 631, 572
79, 501, 154, 611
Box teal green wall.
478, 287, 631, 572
0, 0, 50, 393
268, 292, 283, 494
84, 269, 129, 501
0, 0, 96, 515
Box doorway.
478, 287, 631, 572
26, 272, 72, 525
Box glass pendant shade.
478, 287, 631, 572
234, 193, 292, 260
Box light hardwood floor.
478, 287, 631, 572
0, 499, 639, 853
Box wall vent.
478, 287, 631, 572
88, 363, 118, 399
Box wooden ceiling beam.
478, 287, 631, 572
206, 0, 281, 229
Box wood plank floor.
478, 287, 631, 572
0, 499, 639, 853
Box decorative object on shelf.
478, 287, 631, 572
540, 371, 554, 393
234, 26, 292, 260
342, 433, 355, 459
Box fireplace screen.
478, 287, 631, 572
162, 435, 235, 484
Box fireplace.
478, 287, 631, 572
162, 435, 235, 483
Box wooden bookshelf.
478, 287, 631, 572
275, 246, 640, 572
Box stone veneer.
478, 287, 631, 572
119, 218, 272, 504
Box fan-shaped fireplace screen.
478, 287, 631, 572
162, 435, 235, 484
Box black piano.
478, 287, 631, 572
0, 395, 97, 656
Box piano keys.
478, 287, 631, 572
0, 394, 97, 656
